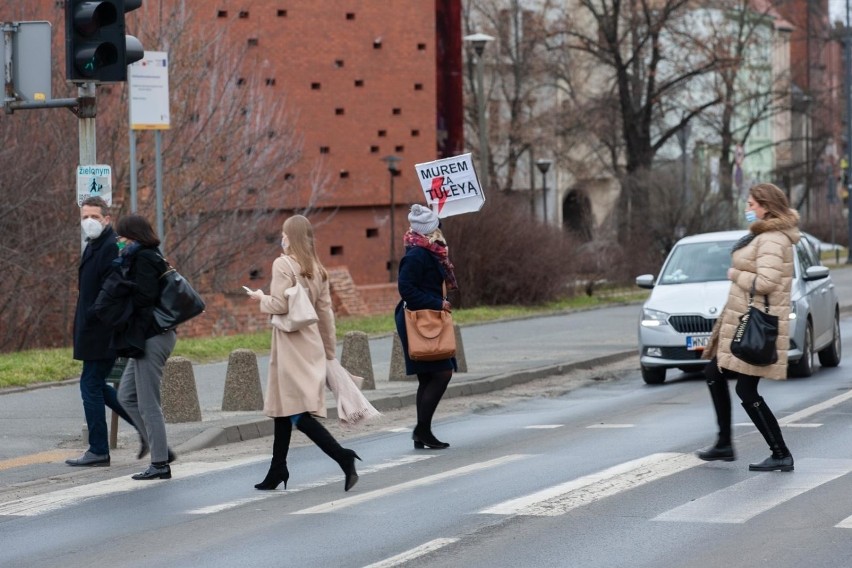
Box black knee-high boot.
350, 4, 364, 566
697, 364, 735, 461
255, 418, 291, 490
742, 398, 794, 472
297, 414, 361, 491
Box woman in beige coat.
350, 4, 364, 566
697, 183, 799, 472
247, 215, 360, 491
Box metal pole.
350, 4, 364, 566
541, 170, 548, 223
78, 83, 96, 165
129, 129, 138, 212
846, 0, 852, 263
389, 171, 396, 282
155, 130, 164, 253
476, 52, 489, 191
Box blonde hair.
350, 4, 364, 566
749, 183, 792, 220
282, 215, 328, 281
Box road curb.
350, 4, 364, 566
175, 350, 636, 454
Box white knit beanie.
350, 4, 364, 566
408, 204, 439, 235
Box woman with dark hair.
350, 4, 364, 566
395, 204, 458, 449
113, 214, 177, 480
697, 183, 799, 472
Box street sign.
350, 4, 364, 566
414, 153, 485, 217
13, 21, 52, 103
128, 51, 170, 129
76, 164, 112, 206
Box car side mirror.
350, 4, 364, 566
803, 265, 830, 281
636, 274, 655, 289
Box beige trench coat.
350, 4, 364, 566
259, 255, 336, 418
703, 213, 800, 380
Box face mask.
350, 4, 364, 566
81, 218, 104, 240
281, 237, 289, 250
745, 210, 758, 224
116, 240, 127, 252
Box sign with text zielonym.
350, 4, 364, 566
76, 164, 112, 206
414, 153, 485, 217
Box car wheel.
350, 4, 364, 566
818, 311, 842, 368
789, 321, 814, 378
641, 366, 666, 385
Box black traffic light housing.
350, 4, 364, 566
65, 0, 145, 83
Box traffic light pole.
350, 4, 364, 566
77, 82, 97, 165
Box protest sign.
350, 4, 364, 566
414, 153, 485, 217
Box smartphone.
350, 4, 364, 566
242, 286, 253, 294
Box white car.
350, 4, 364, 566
636, 230, 841, 384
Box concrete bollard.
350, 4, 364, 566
222, 349, 264, 411
389, 332, 416, 381
340, 331, 375, 390
162, 356, 202, 423
454, 324, 468, 373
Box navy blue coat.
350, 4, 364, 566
110, 246, 168, 358
394, 246, 457, 375
73, 225, 118, 361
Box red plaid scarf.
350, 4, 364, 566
403, 229, 458, 290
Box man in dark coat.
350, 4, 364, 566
67, 197, 136, 467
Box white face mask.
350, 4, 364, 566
81, 218, 105, 240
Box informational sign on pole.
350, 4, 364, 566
128, 51, 170, 130
76, 164, 112, 206
414, 153, 485, 217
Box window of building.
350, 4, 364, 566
346, 13, 355, 20
236, 78, 246, 86
417, 43, 427, 51
373, 38, 382, 49
392, 108, 401, 115
320, 146, 330, 154
217, 10, 228, 18
370, 145, 380, 153
354, 79, 364, 87
410, 129, 420, 137
277, 9, 287, 17
378, 130, 386, 137
311, 82, 321, 90
330, 246, 343, 256
284, 173, 295, 180
248, 38, 259, 47
265, 78, 276, 86
335, 108, 345, 115
334, 59, 344, 68
340, 170, 349, 179
395, 145, 404, 153
366, 228, 379, 238
249, 268, 263, 280
414, 83, 423, 91
239, 10, 249, 18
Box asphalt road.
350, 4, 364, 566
3, 318, 852, 568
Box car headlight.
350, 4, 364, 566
641, 308, 670, 327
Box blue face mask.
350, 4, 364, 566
745, 210, 758, 224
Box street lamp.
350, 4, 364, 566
382, 155, 401, 282
536, 159, 552, 223
464, 32, 494, 191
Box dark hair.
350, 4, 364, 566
115, 214, 161, 247
81, 196, 110, 217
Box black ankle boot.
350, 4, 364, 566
297, 414, 361, 491
256, 418, 292, 490
742, 399, 794, 472
412, 424, 450, 449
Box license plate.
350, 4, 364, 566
686, 336, 710, 351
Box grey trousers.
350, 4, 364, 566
118, 331, 176, 464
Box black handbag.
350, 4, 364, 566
730, 281, 778, 366
153, 260, 206, 331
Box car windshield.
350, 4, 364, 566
658, 241, 736, 284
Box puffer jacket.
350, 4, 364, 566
703, 210, 800, 379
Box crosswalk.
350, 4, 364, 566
4, 450, 852, 528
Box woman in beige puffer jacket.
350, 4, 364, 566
697, 183, 799, 472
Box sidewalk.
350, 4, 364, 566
3, 264, 852, 467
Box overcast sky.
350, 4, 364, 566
831, 0, 848, 23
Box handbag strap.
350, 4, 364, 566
748, 279, 770, 314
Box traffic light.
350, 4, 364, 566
65, 0, 145, 82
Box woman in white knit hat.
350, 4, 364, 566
394, 204, 459, 449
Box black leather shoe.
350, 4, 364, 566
412, 426, 450, 450
749, 454, 794, 472
696, 445, 735, 462
131, 463, 172, 480
66, 451, 110, 467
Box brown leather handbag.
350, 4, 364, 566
404, 307, 456, 361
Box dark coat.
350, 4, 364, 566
394, 246, 457, 375
73, 225, 118, 361
110, 246, 169, 358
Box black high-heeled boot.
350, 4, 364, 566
412, 423, 450, 450
697, 367, 734, 462
297, 414, 361, 491
742, 399, 794, 472
255, 418, 292, 490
